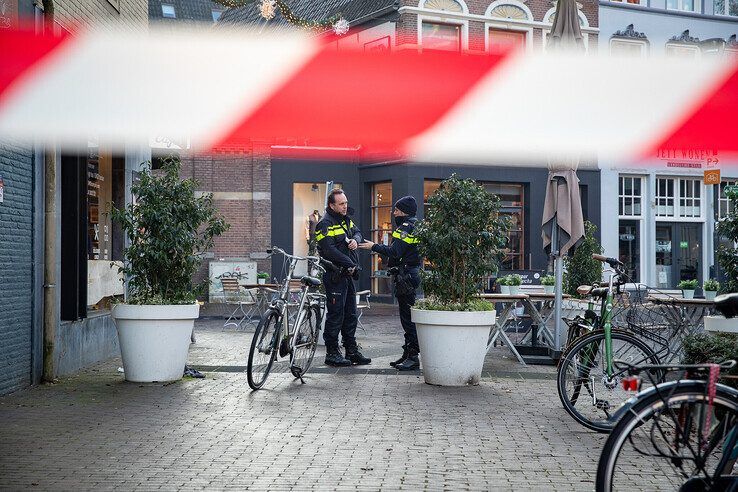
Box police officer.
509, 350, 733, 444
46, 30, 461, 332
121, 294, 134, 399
358, 196, 421, 371
316, 189, 372, 367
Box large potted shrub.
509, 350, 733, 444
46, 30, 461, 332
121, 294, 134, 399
412, 175, 509, 386
111, 157, 229, 382
682, 332, 738, 389
563, 221, 602, 317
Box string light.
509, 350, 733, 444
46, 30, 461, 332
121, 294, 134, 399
211, 0, 342, 31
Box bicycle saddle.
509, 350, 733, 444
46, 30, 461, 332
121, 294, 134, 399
300, 276, 322, 287
714, 293, 738, 319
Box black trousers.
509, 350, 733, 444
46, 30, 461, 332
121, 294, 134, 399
323, 273, 358, 351
395, 267, 421, 355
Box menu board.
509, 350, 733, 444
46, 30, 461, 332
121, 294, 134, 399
87, 147, 112, 261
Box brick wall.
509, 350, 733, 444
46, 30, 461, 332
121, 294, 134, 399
0, 141, 35, 395
179, 149, 272, 293
397, 0, 598, 50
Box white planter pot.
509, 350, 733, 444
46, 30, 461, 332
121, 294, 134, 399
682, 289, 695, 300
258, 278, 266, 285
112, 303, 199, 382
509, 285, 520, 295
499, 285, 510, 295
411, 308, 496, 386
543, 285, 555, 294
704, 315, 738, 333
704, 290, 717, 301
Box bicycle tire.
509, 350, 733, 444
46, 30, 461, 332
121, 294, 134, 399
596, 381, 738, 492
247, 309, 280, 390
290, 304, 321, 379
557, 329, 661, 432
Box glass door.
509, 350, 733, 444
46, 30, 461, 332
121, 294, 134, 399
655, 223, 702, 289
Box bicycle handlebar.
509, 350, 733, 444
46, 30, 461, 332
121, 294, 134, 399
592, 254, 624, 268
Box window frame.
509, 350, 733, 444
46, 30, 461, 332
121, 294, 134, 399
369, 182, 393, 295
655, 177, 705, 222
418, 17, 468, 52
718, 179, 738, 219
618, 175, 646, 282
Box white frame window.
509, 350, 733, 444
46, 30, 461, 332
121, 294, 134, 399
655, 177, 704, 220
618, 175, 645, 282
665, 43, 700, 58
619, 176, 643, 216
161, 3, 176, 18
484, 1, 534, 52
714, 0, 738, 15
666, 0, 701, 11
418, 18, 468, 51
719, 179, 738, 219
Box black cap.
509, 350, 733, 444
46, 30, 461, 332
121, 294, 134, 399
394, 196, 417, 216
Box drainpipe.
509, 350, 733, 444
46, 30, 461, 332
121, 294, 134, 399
42, 147, 57, 382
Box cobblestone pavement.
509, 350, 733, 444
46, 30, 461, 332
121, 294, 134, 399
0, 315, 608, 491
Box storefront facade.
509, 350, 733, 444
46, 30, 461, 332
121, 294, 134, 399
272, 158, 601, 301
601, 166, 738, 292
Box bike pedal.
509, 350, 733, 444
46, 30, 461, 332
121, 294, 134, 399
595, 399, 611, 410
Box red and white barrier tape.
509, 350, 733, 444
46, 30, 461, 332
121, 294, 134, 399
1, 26, 738, 166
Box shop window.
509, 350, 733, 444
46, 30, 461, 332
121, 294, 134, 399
618, 220, 640, 282
61, 148, 125, 320
718, 179, 738, 219
421, 22, 462, 51
292, 182, 342, 277
370, 182, 393, 295
484, 183, 525, 270
666, 0, 699, 11
423, 180, 442, 207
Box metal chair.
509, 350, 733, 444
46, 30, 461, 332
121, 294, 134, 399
355, 290, 371, 331
222, 277, 257, 329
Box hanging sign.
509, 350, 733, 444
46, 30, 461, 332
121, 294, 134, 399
704, 169, 721, 185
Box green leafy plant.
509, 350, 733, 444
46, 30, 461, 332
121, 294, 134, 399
496, 276, 509, 286
717, 187, 738, 294
541, 275, 555, 286
111, 156, 230, 305
414, 174, 510, 311
682, 332, 738, 389
703, 279, 720, 292
563, 221, 603, 297
678, 279, 699, 290
257, 272, 270, 279
506, 274, 522, 286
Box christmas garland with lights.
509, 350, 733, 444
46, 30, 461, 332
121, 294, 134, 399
211, 0, 346, 32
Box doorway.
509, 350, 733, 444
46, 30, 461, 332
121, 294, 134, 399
655, 223, 702, 290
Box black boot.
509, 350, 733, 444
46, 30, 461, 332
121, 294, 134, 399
346, 348, 371, 365
396, 354, 419, 371
390, 348, 409, 368
325, 347, 351, 367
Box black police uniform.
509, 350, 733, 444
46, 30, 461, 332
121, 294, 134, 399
371, 197, 421, 361
315, 208, 363, 354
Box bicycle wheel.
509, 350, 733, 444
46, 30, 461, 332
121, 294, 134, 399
596, 381, 738, 491
247, 309, 280, 390
557, 329, 661, 432
290, 304, 320, 379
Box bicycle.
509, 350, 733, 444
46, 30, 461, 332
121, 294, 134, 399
246, 246, 328, 390
596, 358, 738, 491
557, 253, 683, 433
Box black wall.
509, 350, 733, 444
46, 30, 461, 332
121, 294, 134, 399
271, 159, 601, 300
